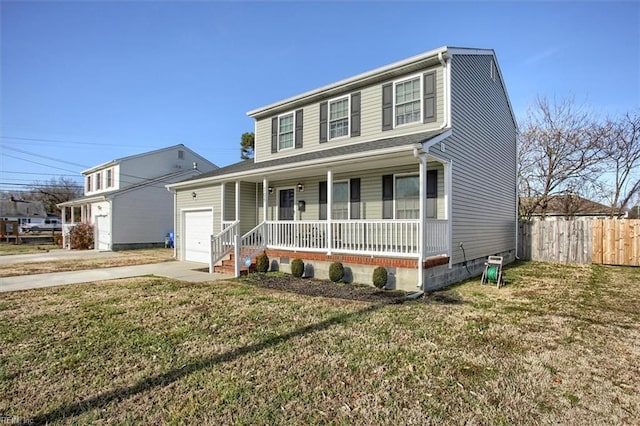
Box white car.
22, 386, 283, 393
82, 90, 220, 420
21, 218, 62, 234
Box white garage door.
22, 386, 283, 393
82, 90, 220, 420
95, 215, 111, 251
184, 210, 213, 263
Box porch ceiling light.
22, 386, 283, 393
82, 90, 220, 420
297, 183, 304, 192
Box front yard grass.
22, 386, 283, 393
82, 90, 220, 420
1, 261, 638, 424
0, 248, 174, 277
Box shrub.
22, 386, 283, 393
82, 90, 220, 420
255, 252, 269, 273
329, 262, 344, 283
291, 258, 304, 278
69, 222, 94, 250
372, 266, 388, 289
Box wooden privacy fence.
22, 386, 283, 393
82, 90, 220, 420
519, 219, 640, 266
592, 219, 640, 266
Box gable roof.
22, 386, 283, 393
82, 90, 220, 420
82, 144, 215, 175
520, 195, 624, 217
58, 169, 203, 207
169, 129, 449, 188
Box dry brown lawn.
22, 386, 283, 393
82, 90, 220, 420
0, 248, 174, 277
0, 261, 638, 424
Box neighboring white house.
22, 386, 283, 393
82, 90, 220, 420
0, 197, 48, 226
59, 144, 217, 250
167, 46, 518, 291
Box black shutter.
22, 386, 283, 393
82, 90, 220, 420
295, 109, 303, 149
319, 181, 327, 220
271, 117, 278, 153
319, 101, 328, 143
382, 83, 393, 131
350, 178, 360, 219
423, 71, 437, 123
382, 174, 393, 219
350, 92, 361, 137
427, 170, 437, 198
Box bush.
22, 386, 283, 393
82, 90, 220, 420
255, 252, 269, 273
291, 258, 304, 278
329, 262, 344, 283
372, 266, 388, 289
69, 222, 94, 250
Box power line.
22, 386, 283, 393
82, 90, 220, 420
2, 153, 82, 174
0, 135, 158, 149
1, 171, 79, 177
4, 146, 90, 168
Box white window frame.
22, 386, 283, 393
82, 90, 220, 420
277, 111, 295, 151
393, 173, 419, 219
328, 95, 350, 141
106, 169, 113, 188
393, 74, 422, 128
86, 175, 92, 193
332, 180, 350, 220
95, 171, 102, 190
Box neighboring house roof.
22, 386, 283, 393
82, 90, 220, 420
58, 169, 202, 207
82, 143, 214, 175
520, 195, 624, 217
170, 129, 449, 188
0, 199, 47, 218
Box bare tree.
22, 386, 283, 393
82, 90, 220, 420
28, 177, 82, 216
518, 96, 603, 219
598, 111, 640, 216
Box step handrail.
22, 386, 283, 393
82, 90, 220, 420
211, 220, 239, 266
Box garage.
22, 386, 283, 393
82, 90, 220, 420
184, 209, 213, 263
95, 215, 111, 251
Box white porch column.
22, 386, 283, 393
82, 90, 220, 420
418, 156, 427, 289
221, 182, 226, 225
262, 178, 269, 222
327, 169, 333, 255
235, 180, 240, 223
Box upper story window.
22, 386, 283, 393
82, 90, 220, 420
95, 172, 102, 190
329, 96, 349, 140
86, 176, 92, 193
278, 113, 294, 150
178, 150, 184, 159
382, 71, 436, 131
395, 76, 422, 127
106, 169, 113, 188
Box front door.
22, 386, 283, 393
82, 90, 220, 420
279, 189, 294, 220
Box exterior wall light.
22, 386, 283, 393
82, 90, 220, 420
297, 183, 304, 192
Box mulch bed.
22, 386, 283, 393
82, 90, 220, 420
238, 273, 460, 305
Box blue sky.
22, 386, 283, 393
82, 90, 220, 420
1, 1, 638, 192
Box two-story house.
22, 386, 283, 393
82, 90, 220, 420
59, 144, 217, 250
167, 46, 518, 291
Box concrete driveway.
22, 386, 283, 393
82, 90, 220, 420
0, 250, 231, 293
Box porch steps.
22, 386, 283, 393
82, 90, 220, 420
213, 251, 257, 276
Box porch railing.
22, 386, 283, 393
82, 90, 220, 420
262, 220, 448, 258
211, 220, 238, 265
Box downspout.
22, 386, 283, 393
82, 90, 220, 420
437, 52, 450, 131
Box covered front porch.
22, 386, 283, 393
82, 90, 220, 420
210, 145, 452, 288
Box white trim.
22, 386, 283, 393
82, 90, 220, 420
277, 111, 296, 152
327, 95, 350, 141
393, 73, 423, 129
447, 160, 453, 269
